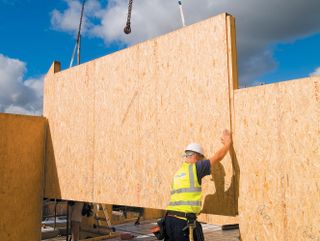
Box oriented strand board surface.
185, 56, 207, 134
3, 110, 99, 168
234, 77, 320, 241
44, 13, 238, 223
44, 63, 95, 201
0, 114, 47, 241
199, 12, 239, 225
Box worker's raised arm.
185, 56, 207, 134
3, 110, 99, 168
209, 129, 232, 166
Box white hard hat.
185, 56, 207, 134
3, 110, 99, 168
184, 143, 204, 156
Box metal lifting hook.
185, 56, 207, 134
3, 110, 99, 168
124, 0, 133, 34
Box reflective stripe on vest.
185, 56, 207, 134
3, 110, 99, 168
170, 187, 201, 195
168, 201, 202, 206
167, 163, 202, 214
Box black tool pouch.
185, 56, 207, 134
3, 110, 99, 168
186, 213, 197, 223
152, 217, 166, 240
195, 226, 205, 241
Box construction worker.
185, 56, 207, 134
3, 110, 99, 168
69, 201, 84, 241
165, 129, 232, 241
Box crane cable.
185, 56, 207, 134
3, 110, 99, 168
70, 0, 86, 67
124, 0, 133, 34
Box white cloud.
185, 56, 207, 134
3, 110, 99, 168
51, 0, 320, 86
0, 54, 43, 115
50, 0, 103, 35
310, 67, 320, 77
90, 0, 180, 46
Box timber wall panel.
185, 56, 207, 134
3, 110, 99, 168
0, 114, 46, 241
44, 13, 238, 223
93, 13, 235, 210
234, 77, 320, 241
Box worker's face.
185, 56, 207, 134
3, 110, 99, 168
186, 153, 202, 163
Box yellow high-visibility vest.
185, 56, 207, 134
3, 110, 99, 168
166, 162, 202, 214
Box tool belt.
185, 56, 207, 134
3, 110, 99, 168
166, 210, 197, 221
166, 211, 204, 241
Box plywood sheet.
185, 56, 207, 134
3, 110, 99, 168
93, 13, 235, 210
234, 77, 320, 241
0, 114, 46, 241
43, 13, 238, 223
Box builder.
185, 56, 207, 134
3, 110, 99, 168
165, 129, 232, 241
69, 201, 84, 241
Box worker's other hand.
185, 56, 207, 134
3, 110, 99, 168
220, 129, 232, 147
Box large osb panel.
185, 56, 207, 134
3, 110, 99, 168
94, 13, 235, 210
44, 62, 95, 201
234, 77, 320, 241
0, 114, 46, 241
44, 13, 238, 222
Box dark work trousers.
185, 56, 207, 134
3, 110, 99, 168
164, 215, 204, 241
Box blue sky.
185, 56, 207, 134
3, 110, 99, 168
0, 0, 320, 114
0, 0, 120, 78
259, 32, 320, 84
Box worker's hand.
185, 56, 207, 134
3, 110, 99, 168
220, 129, 232, 147
209, 129, 232, 166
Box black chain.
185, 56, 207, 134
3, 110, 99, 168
124, 0, 133, 34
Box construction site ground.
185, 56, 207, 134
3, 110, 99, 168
43, 220, 240, 241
